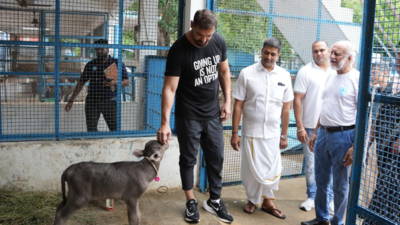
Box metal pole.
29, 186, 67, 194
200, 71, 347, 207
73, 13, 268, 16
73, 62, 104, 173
54, 0, 60, 139
206, 0, 214, 11
346, 0, 376, 223
117, 0, 124, 132
268, 0, 274, 38
316, 0, 322, 40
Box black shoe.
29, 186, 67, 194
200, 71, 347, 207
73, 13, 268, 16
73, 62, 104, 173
301, 218, 329, 225
184, 199, 200, 223
203, 199, 234, 223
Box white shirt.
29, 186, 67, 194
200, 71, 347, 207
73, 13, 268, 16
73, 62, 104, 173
294, 62, 336, 128
233, 62, 294, 139
320, 69, 360, 126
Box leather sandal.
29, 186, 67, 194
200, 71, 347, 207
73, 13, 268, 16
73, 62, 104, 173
261, 204, 286, 219
243, 201, 257, 214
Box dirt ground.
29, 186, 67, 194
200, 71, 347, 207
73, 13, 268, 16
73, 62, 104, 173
66, 177, 316, 225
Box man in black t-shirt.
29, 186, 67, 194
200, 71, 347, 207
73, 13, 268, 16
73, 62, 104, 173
157, 9, 233, 223
65, 39, 129, 132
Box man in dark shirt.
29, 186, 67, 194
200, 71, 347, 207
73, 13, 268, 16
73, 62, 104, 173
65, 39, 129, 132
157, 9, 233, 223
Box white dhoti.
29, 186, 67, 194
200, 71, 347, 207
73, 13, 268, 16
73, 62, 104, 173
241, 136, 282, 205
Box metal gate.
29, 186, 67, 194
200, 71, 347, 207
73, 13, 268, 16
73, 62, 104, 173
347, 0, 400, 224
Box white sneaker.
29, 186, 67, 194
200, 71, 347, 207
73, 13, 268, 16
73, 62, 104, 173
329, 201, 334, 215
300, 198, 315, 211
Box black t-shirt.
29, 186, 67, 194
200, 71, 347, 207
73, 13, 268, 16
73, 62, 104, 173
80, 56, 128, 100
164, 33, 227, 120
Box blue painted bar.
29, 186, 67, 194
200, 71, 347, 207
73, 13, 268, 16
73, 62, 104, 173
346, 0, 377, 224
58, 43, 171, 50
354, 207, 395, 225
104, 13, 109, 38
0, 60, 40, 63
117, 0, 124, 132
222, 181, 243, 186
46, 11, 107, 16
229, 66, 299, 74
59, 59, 91, 63
0, 41, 56, 46
268, 0, 274, 37
44, 35, 106, 39
0, 72, 84, 77
44, 83, 89, 86
58, 130, 157, 141
54, 0, 61, 139
206, 0, 213, 11
371, 94, 400, 106
199, 149, 207, 193
37, 10, 45, 107
0, 41, 170, 50
214, 8, 362, 27
114, 25, 119, 58
0, 71, 2, 135
0, 134, 57, 142
316, 0, 322, 40
0, 72, 54, 75
0, 131, 157, 142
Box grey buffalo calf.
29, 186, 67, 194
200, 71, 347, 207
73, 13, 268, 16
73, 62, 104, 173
54, 140, 168, 225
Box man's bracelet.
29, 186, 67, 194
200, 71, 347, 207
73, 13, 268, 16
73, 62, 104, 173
297, 129, 305, 133
68, 100, 74, 103
232, 132, 238, 134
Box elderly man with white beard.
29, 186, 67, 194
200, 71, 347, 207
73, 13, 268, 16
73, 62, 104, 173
301, 40, 360, 225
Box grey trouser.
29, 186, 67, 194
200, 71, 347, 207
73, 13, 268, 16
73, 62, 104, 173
175, 116, 224, 200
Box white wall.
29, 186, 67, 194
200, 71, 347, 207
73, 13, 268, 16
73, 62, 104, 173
183, 0, 207, 33
0, 137, 192, 192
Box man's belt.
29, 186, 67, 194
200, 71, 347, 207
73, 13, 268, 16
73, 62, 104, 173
320, 125, 355, 132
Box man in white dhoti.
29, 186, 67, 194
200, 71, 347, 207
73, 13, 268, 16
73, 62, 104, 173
231, 37, 294, 219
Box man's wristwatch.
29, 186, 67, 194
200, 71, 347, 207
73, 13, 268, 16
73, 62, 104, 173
280, 135, 288, 140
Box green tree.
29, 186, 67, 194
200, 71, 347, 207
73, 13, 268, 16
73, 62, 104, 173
122, 0, 297, 60
341, 0, 363, 24
373, 0, 400, 51
216, 0, 268, 54
123, 0, 178, 47
216, 0, 297, 61
342, 0, 400, 56
158, 0, 179, 46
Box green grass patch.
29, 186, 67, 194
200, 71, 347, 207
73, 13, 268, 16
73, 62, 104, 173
0, 188, 98, 225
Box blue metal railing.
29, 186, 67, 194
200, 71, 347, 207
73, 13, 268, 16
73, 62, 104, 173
0, 0, 184, 141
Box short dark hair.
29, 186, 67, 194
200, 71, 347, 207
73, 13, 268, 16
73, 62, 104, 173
312, 40, 329, 48
193, 9, 218, 29
94, 39, 108, 45
263, 37, 282, 53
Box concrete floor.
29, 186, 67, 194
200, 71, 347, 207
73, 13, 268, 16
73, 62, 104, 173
68, 177, 318, 225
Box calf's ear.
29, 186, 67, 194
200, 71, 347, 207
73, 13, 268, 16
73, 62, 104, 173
149, 153, 161, 162
133, 149, 144, 157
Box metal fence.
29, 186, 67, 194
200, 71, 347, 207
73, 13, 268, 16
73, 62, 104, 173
0, 0, 182, 141
348, 0, 400, 224
1, 0, 374, 200
201, 0, 364, 187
